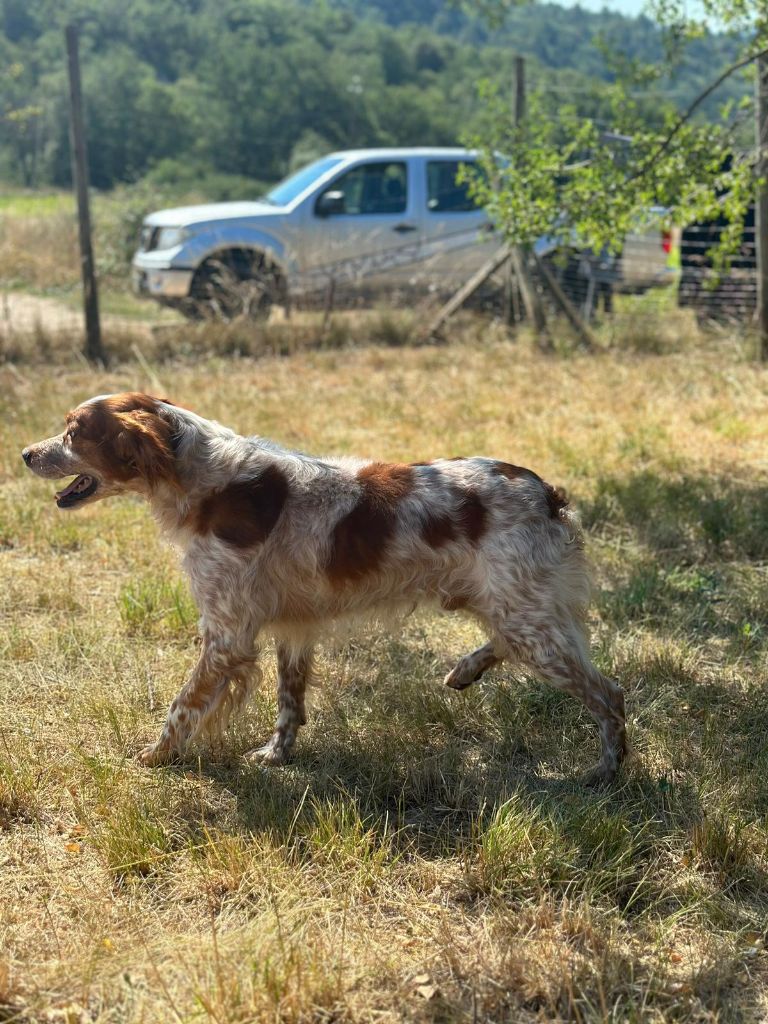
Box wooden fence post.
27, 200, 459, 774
514, 55, 526, 126
425, 247, 511, 340
510, 55, 551, 350
532, 251, 596, 350
756, 51, 768, 361
65, 24, 106, 365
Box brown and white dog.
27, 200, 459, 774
22, 392, 627, 783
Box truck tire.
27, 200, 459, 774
187, 249, 282, 322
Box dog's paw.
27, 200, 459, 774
580, 761, 618, 788
137, 742, 175, 767
443, 664, 478, 690
244, 739, 289, 767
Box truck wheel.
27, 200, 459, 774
187, 250, 281, 322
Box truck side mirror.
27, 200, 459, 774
315, 190, 345, 217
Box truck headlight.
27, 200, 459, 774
155, 226, 189, 250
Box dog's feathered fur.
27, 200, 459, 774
22, 393, 627, 783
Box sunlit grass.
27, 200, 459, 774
0, 190, 74, 217
1, 334, 767, 1022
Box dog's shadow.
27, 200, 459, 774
152, 685, 724, 912
164, 737, 746, 929
140, 631, 768, 921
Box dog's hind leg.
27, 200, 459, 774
494, 619, 627, 785
245, 643, 313, 766
444, 641, 502, 690
545, 651, 626, 786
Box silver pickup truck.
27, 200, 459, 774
132, 146, 673, 320
132, 147, 498, 319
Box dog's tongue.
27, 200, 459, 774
55, 475, 93, 501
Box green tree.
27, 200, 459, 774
0, 0, 753, 191
464, 2, 763, 296
1, 60, 43, 185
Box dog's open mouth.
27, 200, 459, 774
55, 474, 98, 508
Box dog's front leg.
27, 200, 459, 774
139, 632, 259, 766
245, 643, 313, 766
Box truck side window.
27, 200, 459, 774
318, 162, 407, 216
427, 160, 478, 213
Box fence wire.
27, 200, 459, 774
280, 222, 760, 338
677, 220, 756, 326
4, 186, 760, 343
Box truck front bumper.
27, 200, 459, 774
131, 265, 194, 300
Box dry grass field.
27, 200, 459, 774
1, 322, 768, 1022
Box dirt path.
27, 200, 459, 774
1, 291, 88, 334
0, 291, 171, 338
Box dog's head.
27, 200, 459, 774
22, 393, 179, 509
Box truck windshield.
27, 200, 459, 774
264, 156, 345, 206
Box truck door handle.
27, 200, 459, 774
392, 223, 417, 233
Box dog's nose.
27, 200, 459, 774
22, 448, 33, 466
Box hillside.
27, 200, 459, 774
1, 0, 745, 190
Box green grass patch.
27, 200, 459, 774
0, 190, 73, 216
117, 575, 196, 636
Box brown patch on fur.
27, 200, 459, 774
493, 461, 568, 520
453, 487, 487, 543
67, 393, 179, 489
411, 458, 464, 467
358, 462, 414, 502
544, 482, 569, 519
441, 593, 469, 611
421, 480, 487, 550
325, 462, 415, 584
493, 461, 530, 481
66, 393, 173, 435
104, 393, 175, 411
112, 411, 179, 487
193, 466, 289, 548
421, 510, 457, 548
182, 681, 220, 713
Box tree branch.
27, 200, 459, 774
626, 44, 768, 185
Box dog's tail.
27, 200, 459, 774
542, 479, 583, 544
543, 480, 570, 520
543, 480, 590, 627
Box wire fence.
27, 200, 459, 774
677, 220, 756, 326
128, 221, 760, 345
2, 172, 761, 350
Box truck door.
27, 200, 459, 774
301, 158, 422, 293
418, 158, 497, 289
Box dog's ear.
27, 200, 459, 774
113, 410, 179, 489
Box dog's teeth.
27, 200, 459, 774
55, 475, 93, 500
